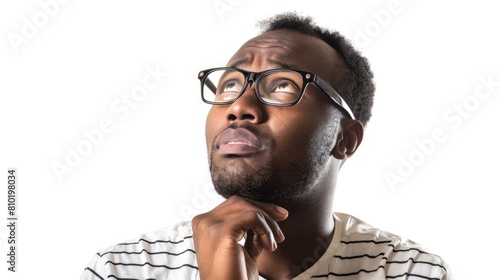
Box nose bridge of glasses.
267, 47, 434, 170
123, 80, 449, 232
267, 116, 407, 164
240, 71, 259, 98
247, 71, 257, 83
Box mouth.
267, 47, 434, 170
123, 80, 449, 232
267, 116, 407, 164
216, 127, 264, 157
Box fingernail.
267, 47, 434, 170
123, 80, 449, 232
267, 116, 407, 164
276, 206, 288, 216
277, 228, 285, 242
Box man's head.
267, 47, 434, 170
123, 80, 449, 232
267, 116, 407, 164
203, 13, 375, 206
258, 13, 375, 126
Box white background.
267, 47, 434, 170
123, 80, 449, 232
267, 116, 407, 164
1, 0, 499, 279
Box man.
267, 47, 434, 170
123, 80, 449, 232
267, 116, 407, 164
81, 12, 452, 279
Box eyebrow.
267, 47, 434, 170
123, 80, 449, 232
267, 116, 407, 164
229, 59, 294, 70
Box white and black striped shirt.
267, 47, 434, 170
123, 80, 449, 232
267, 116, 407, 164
80, 213, 452, 279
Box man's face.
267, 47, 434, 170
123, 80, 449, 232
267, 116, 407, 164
205, 30, 347, 205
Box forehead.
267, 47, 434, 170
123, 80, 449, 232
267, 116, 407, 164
226, 30, 346, 78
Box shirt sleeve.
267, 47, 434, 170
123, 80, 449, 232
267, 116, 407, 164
79, 253, 106, 280
441, 268, 455, 280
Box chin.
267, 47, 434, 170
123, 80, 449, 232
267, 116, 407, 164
209, 153, 308, 205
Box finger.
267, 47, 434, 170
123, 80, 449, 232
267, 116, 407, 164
215, 196, 288, 222
226, 196, 286, 242
244, 230, 264, 261
243, 199, 287, 242
234, 196, 289, 221
194, 196, 286, 244
237, 211, 279, 252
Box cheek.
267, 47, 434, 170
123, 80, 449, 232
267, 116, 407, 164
205, 108, 221, 151
270, 105, 336, 159
271, 112, 322, 153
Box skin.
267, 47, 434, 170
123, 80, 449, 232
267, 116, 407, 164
192, 29, 364, 280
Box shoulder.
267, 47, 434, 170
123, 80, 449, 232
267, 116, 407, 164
98, 220, 196, 262
112, 221, 195, 249
332, 213, 452, 279
80, 221, 199, 280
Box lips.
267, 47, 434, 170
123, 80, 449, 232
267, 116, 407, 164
216, 127, 263, 156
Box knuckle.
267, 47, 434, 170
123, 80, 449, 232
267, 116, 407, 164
243, 210, 267, 227
191, 213, 203, 225
191, 214, 210, 230
226, 195, 242, 204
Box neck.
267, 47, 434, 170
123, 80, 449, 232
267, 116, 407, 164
257, 174, 336, 279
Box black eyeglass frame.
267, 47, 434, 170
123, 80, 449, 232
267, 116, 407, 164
198, 67, 355, 120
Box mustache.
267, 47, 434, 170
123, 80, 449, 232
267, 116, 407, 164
226, 123, 263, 137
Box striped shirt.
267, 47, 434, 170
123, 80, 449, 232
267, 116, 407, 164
80, 213, 452, 279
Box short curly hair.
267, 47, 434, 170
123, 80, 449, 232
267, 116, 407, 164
259, 12, 375, 126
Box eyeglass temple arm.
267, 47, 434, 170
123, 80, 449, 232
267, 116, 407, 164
313, 77, 355, 120
205, 77, 217, 94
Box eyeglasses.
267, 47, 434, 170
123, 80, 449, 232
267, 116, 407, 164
198, 67, 355, 120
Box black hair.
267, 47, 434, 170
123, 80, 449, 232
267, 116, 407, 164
259, 12, 375, 126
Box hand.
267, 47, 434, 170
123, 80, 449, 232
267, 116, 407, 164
192, 195, 288, 280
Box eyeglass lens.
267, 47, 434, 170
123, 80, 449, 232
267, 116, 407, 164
202, 69, 304, 105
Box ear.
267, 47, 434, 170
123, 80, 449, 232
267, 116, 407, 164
332, 119, 364, 160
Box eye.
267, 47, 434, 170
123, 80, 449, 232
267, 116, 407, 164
270, 80, 300, 94
216, 79, 243, 101
267, 79, 301, 100
258, 72, 303, 103
221, 80, 242, 93
259, 79, 300, 103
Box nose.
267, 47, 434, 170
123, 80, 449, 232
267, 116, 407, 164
225, 83, 265, 124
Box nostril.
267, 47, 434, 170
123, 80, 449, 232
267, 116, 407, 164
228, 113, 255, 122
242, 114, 255, 120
